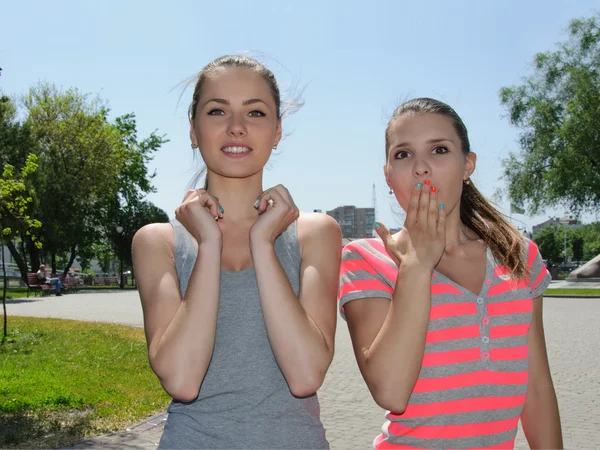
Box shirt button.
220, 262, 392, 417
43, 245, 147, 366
482, 318, 490, 325
482, 336, 490, 344
482, 352, 490, 359
477, 297, 484, 304
485, 280, 492, 285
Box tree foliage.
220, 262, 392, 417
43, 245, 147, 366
500, 14, 600, 215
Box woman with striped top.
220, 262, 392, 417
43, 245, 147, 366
339, 98, 562, 449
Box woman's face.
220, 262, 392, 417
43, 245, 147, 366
190, 68, 282, 181
384, 113, 475, 215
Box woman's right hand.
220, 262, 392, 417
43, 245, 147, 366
374, 181, 445, 272
175, 189, 223, 246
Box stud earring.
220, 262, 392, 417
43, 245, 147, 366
389, 188, 394, 194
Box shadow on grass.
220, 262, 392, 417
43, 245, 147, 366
0, 408, 96, 449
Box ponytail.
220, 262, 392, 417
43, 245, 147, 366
460, 182, 527, 279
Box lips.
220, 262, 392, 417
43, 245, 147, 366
221, 145, 252, 154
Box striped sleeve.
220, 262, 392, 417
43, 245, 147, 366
527, 239, 552, 298
338, 239, 397, 320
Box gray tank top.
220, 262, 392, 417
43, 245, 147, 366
158, 219, 329, 449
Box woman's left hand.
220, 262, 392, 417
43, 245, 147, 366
250, 184, 299, 246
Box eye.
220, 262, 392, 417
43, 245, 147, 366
432, 146, 449, 155
394, 150, 410, 160
248, 110, 266, 118
207, 108, 225, 116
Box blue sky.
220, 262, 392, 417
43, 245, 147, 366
2, 0, 599, 231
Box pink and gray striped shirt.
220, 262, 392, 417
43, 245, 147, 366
338, 238, 551, 449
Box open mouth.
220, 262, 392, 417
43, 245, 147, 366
221, 145, 253, 156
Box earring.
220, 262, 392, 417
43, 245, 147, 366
191, 143, 197, 149
272, 145, 278, 150
389, 188, 394, 194
464, 178, 471, 185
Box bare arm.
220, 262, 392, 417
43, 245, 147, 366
345, 181, 445, 412
251, 212, 340, 397
345, 266, 432, 412
521, 295, 563, 448
133, 190, 224, 401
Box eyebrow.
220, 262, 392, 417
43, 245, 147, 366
392, 138, 454, 148
204, 98, 268, 106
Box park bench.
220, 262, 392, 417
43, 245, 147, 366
93, 277, 119, 286
26, 272, 56, 297
64, 275, 81, 293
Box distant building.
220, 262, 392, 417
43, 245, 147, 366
327, 205, 375, 239
532, 216, 582, 239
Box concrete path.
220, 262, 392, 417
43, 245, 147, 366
7, 291, 600, 449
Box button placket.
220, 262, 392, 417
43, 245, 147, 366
478, 257, 494, 367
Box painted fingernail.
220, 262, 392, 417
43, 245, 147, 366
373, 222, 380, 229
213, 195, 219, 201
253, 200, 260, 209
257, 194, 262, 199
439, 204, 445, 210
431, 186, 437, 193
416, 183, 423, 189
219, 205, 224, 213
424, 180, 431, 186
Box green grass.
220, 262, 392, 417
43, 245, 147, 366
2, 286, 137, 300
0, 317, 170, 448
545, 288, 600, 296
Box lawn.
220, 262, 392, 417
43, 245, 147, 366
2, 286, 137, 300
544, 288, 600, 296
0, 317, 170, 448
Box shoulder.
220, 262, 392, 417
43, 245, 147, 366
342, 237, 386, 257
297, 212, 341, 245
132, 222, 174, 257
522, 237, 543, 263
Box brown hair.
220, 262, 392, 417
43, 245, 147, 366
188, 55, 283, 190
385, 98, 527, 279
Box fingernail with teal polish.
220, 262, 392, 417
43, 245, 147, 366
373, 222, 380, 229
416, 183, 423, 189
253, 200, 260, 209
219, 205, 224, 213
213, 195, 219, 201
439, 204, 445, 210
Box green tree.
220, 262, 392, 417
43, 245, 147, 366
0, 155, 41, 338
571, 234, 584, 264
0, 94, 38, 280
534, 226, 563, 264
23, 82, 126, 275
578, 222, 600, 260
499, 14, 600, 215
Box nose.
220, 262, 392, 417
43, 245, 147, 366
227, 114, 247, 137
413, 158, 431, 179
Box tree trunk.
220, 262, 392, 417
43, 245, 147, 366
28, 237, 40, 272
2, 231, 8, 339
6, 240, 29, 284
51, 251, 57, 276
20, 239, 28, 272
64, 246, 77, 276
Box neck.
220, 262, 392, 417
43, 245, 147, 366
443, 207, 477, 245
205, 170, 263, 222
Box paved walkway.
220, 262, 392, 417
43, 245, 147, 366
7, 291, 600, 449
